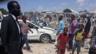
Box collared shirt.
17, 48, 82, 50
57, 20, 65, 35
12, 15, 21, 34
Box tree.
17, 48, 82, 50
0, 0, 8, 2
0, 8, 8, 14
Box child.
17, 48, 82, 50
72, 24, 84, 54
56, 27, 69, 54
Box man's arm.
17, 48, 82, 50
29, 28, 33, 33
1, 17, 8, 46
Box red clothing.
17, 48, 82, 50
57, 33, 69, 49
57, 49, 65, 54
83, 32, 89, 38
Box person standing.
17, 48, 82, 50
1, 1, 23, 54
89, 25, 96, 54
72, 24, 84, 54
56, 27, 69, 54
19, 16, 33, 51
55, 15, 65, 45
83, 17, 91, 49
68, 15, 78, 51
56, 15, 65, 35
0, 11, 7, 54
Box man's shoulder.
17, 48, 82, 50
3, 14, 12, 21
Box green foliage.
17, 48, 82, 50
0, 8, 8, 14
0, 0, 8, 2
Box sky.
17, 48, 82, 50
0, 0, 96, 12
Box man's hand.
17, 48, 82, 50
30, 30, 33, 33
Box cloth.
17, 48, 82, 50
68, 19, 78, 49
12, 15, 21, 33
75, 32, 83, 41
57, 48, 65, 54
19, 20, 29, 34
92, 27, 96, 37
72, 41, 81, 54
89, 47, 96, 54
84, 38, 90, 49
1, 14, 23, 54
0, 45, 7, 54
69, 19, 78, 34
21, 33, 30, 50
57, 33, 69, 49
57, 20, 64, 35
83, 32, 89, 39
84, 19, 91, 33
68, 33, 74, 50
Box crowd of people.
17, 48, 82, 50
55, 11, 96, 54
0, 0, 96, 54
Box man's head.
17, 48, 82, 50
7, 1, 21, 17
71, 14, 75, 20
22, 16, 27, 20
22, 15, 27, 23
59, 15, 63, 21
63, 27, 68, 34
79, 24, 84, 32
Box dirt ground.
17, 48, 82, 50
23, 42, 89, 54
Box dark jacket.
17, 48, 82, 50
92, 27, 96, 37
84, 18, 91, 32
91, 26, 96, 47
0, 16, 7, 54
0, 15, 22, 54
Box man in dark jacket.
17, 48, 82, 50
83, 17, 91, 48
0, 11, 6, 54
89, 25, 96, 54
84, 18, 91, 38
1, 1, 23, 54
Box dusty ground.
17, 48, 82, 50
23, 42, 89, 54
